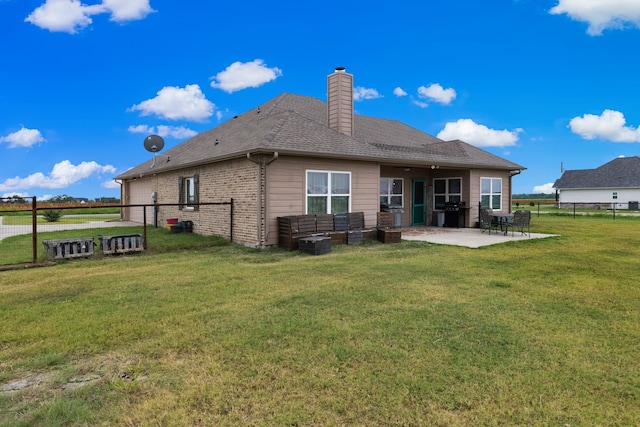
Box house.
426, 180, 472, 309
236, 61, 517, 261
116, 68, 525, 247
553, 156, 640, 209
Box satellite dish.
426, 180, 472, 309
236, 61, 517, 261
144, 135, 165, 168
144, 135, 164, 153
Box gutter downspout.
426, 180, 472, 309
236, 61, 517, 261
247, 152, 278, 247
509, 169, 522, 213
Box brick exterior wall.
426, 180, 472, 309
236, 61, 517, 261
135, 158, 260, 246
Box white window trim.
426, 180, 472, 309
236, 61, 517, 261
480, 177, 502, 211
433, 177, 462, 209
184, 177, 196, 210
179, 174, 199, 211
380, 177, 404, 207
306, 170, 352, 214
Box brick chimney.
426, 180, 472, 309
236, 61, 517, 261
327, 67, 354, 137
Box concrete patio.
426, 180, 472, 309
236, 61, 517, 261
400, 226, 557, 248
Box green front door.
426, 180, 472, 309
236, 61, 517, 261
412, 179, 425, 225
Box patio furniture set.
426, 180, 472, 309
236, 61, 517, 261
480, 208, 531, 237
278, 211, 401, 254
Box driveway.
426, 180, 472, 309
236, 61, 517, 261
401, 226, 557, 248
0, 216, 142, 241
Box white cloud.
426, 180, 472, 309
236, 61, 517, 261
102, 0, 154, 22
25, 0, 154, 33
437, 119, 521, 147
412, 100, 429, 109
102, 179, 120, 189
550, 0, 640, 35
210, 59, 282, 93
127, 124, 154, 134
0, 160, 116, 192
128, 124, 197, 139
568, 109, 640, 142
0, 126, 46, 148
25, 0, 92, 33
533, 183, 556, 194
215, 108, 229, 121
393, 87, 407, 97
353, 87, 382, 101
418, 83, 457, 105
128, 84, 215, 122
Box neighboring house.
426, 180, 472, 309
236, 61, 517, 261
116, 68, 525, 248
553, 156, 640, 209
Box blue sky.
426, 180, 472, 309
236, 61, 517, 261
2, 0, 640, 200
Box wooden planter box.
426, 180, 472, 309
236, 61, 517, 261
299, 236, 332, 255
377, 229, 401, 244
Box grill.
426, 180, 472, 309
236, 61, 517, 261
380, 203, 404, 228
444, 201, 463, 228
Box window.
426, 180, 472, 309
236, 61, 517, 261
613, 192, 618, 200
380, 178, 403, 206
178, 174, 199, 210
307, 170, 351, 214
433, 178, 461, 210
480, 177, 502, 210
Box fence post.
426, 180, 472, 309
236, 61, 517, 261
32, 196, 37, 264
143, 205, 148, 249
230, 198, 234, 242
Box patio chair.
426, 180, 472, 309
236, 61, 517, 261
506, 210, 531, 237
479, 208, 500, 234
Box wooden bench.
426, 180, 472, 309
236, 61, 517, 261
42, 237, 94, 260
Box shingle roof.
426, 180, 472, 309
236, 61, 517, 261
553, 156, 640, 189
117, 93, 524, 179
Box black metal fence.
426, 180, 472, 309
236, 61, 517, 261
0, 197, 233, 268
512, 201, 640, 219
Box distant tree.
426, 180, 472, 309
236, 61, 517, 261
42, 209, 63, 222
95, 197, 120, 203
512, 193, 555, 200
50, 194, 76, 203
8, 195, 27, 203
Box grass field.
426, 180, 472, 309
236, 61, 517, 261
1, 216, 639, 426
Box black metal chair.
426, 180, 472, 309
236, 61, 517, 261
506, 210, 531, 237
480, 208, 501, 234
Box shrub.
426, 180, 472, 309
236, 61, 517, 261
42, 209, 63, 222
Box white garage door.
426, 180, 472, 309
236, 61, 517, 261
126, 178, 153, 224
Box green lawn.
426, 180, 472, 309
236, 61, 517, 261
1, 216, 639, 426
